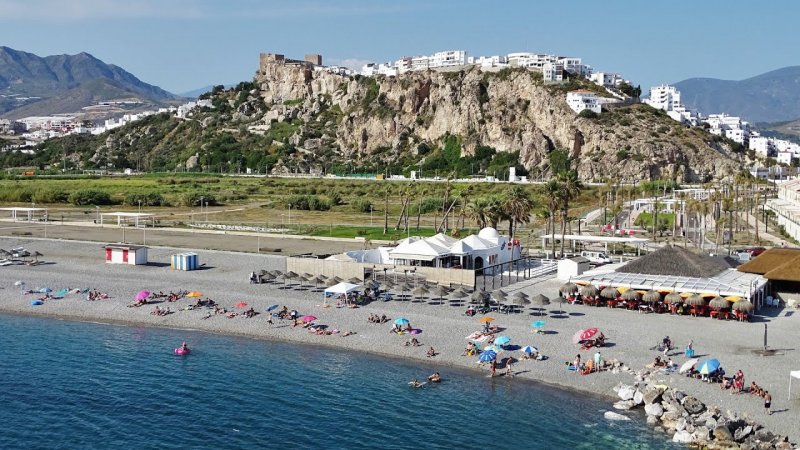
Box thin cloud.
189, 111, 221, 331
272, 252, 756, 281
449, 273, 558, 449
0, 0, 431, 21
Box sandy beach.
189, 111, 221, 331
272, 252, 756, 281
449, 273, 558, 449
1, 236, 798, 444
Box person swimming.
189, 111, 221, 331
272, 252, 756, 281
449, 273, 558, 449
427, 372, 441, 383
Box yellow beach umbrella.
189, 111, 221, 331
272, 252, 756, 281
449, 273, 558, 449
479, 317, 495, 323
679, 292, 693, 298
187, 291, 203, 298
724, 296, 742, 302
617, 286, 631, 294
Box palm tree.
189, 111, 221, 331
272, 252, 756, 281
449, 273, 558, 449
466, 199, 489, 229
485, 196, 505, 230
542, 179, 562, 257
558, 170, 583, 257
503, 185, 535, 238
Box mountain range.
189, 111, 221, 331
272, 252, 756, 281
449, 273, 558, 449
0, 46, 179, 119
674, 66, 800, 123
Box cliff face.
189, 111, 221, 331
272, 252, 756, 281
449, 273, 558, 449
254, 61, 743, 182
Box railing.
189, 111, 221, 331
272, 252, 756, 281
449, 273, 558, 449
475, 256, 557, 291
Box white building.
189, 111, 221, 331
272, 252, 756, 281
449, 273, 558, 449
704, 113, 750, 146
589, 72, 626, 88
429, 50, 468, 68
644, 85, 699, 125
749, 134, 775, 157
507, 52, 558, 69
767, 179, 800, 243
558, 57, 592, 76
542, 62, 563, 82
777, 151, 793, 166
18, 115, 76, 131
566, 90, 601, 114
468, 55, 508, 68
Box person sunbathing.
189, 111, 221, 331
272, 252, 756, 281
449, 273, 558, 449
426, 347, 437, 357
463, 342, 477, 356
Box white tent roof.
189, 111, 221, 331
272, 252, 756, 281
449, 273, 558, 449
427, 233, 458, 248
449, 240, 473, 255
459, 235, 496, 251
324, 282, 360, 295
389, 239, 451, 262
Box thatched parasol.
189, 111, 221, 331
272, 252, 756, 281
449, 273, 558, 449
412, 285, 429, 298
530, 294, 551, 307
732, 300, 754, 313
559, 282, 578, 294
449, 288, 469, 299
347, 277, 362, 284
685, 294, 705, 307
621, 289, 640, 301
395, 282, 412, 293
580, 284, 599, 298
429, 285, 450, 302
492, 290, 508, 303
709, 296, 729, 310
642, 290, 662, 303
283, 271, 298, 280
511, 292, 531, 306
470, 290, 487, 304
311, 276, 326, 288
382, 279, 396, 289
332, 276, 344, 283
325, 278, 339, 287
600, 286, 618, 299
663, 292, 683, 304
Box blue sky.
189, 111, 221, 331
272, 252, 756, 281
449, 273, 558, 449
1, 0, 798, 94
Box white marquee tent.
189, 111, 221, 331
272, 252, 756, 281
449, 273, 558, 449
323, 282, 360, 305
789, 370, 800, 400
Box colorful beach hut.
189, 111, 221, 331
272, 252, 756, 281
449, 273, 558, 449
171, 252, 199, 271
104, 244, 148, 265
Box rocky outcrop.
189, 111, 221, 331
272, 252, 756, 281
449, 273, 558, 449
251, 61, 743, 182
615, 382, 794, 449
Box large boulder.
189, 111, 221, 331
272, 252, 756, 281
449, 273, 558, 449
734, 425, 753, 442
754, 429, 775, 442
714, 425, 734, 442
604, 411, 631, 421
617, 385, 636, 401
642, 387, 663, 404
613, 400, 635, 410
693, 426, 711, 443
644, 403, 664, 417
633, 389, 644, 405
672, 430, 693, 444
675, 417, 687, 432
682, 396, 706, 415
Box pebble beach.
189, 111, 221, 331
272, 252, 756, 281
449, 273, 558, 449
1, 237, 798, 447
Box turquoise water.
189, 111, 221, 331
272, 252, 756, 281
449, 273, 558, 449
0, 315, 678, 449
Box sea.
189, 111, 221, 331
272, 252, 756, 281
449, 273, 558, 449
0, 315, 679, 449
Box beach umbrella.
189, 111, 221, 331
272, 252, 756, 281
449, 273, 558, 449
300, 315, 317, 323
270, 270, 283, 277
530, 294, 550, 307
600, 286, 618, 299
492, 290, 508, 303
559, 282, 578, 294
361, 280, 379, 291
14, 281, 24, 286
484, 345, 502, 353
479, 316, 495, 323
382, 279, 396, 289
348, 277, 362, 284
394, 317, 410, 325
325, 278, 339, 287
520, 346, 537, 354
494, 336, 511, 346
580, 284, 598, 298
685, 294, 705, 307
135, 290, 150, 300
266, 304, 279, 312
732, 300, 754, 313
450, 288, 469, 300
664, 292, 683, 304
697, 358, 721, 375
311, 276, 326, 288
709, 296, 729, 310
187, 291, 203, 298
479, 350, 497, 363
284, 271, 299, 280
470, 290, 487, 304
621, 289, 640, 301
412, 285, 428, 298
235, 302, 249, 308
642, 290, 662, 303
38, 287, 52, 293
332, 276, 343, 283
679, 358, 699, 374
531, 320, 546, 331
572, 327, 599, 344
430, 285, 450, 303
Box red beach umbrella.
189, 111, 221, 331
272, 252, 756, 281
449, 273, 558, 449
235, 302, 249, 308
572, 327, 599, 344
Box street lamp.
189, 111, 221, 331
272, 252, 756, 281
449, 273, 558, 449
138, 200, 141, 214
288, 203, 292, 225
204, 201, 209, 222
370, 205, 373, 226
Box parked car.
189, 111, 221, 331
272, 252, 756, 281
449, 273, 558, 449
580, 250, 612, 265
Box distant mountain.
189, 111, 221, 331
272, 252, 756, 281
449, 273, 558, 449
179, 84, 235, 99
674, 66, 800, 123
0, 46, 180, 118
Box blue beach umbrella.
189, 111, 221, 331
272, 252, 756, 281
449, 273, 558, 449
39, 287, 52, 293
479, 350, 497, 363
484, 345, 501, 353
697, 358, 721, 375
531, 321, 546, 331
520, 346, 537, 354
394, 318, 410, 325
266, 304, 279, 312
494, 336, 511, 346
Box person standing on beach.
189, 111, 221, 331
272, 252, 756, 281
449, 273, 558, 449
490, 359, 497, 377
574, 354, 581, 372
765, 391, 772, 415
506, 357, 514, 377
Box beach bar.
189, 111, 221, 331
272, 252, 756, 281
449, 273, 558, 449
104, 244, 148, 265
171, 252, 199, 271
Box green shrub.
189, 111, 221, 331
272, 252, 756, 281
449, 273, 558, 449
32, 188, 69, 204
578, 109, 598, 119
124, 192, 166, 207
351, 198, 374, 213
69, 189, 112, 206
182, 193, 218, 207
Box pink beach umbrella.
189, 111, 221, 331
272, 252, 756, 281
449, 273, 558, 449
300, 315, 317, 323
235, 302, 249, 308
136, 290, 150, 301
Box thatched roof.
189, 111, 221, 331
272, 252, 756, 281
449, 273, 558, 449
618, 245, 729, 278
737, 248, 800, 282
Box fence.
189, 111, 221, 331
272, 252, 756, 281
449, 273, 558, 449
475, 256, 558, 291
286, 257, 476, 287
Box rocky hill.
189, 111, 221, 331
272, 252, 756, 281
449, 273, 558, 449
10, 57, 746, 182
0, 46, 179, 118
674, 66, 800, 123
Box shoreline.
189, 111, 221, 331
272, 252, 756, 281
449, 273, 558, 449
0, 237, 797, 447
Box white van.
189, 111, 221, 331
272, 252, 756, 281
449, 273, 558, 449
580, 250, 612, 265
